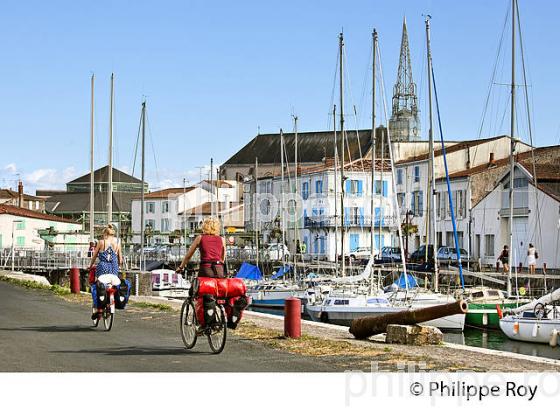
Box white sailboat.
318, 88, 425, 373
499, 289, 560, 345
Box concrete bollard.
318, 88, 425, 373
70, 267, 80, 294
284, 297, 301, 338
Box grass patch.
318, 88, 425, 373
234, 321, 395, 358
0, 275, 71, 295
129, 301, 173, 311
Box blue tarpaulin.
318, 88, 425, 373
393, 272, 418, 289
271, 265, 292, 279
235, 263, 263, 281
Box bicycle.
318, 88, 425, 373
180, 293, 227, 354
92, 285, 117, 331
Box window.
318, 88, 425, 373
302, 182, 309, 200
374, 181, 388, 197
161, 218, 170, 232
397, 169, 403, 185
346, 179, 363, 196
412, 191, 423, 217
16, 236, 25, 247
162, 201, 169, 213
484, 234, 495, 257
146, 202, 155, 213
414, 166, 420, 183
16, 220, 25, 230
315, 180, 323, 194
397, 193, 405, 212
145, 219, 155, 229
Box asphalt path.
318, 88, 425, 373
0, 281, 338, 372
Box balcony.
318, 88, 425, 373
304, 215, 397, 229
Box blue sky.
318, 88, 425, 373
0, 0, 558, 193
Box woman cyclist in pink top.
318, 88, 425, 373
176, 217, 226, 278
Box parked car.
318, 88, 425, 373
437, 246, 476, 268
374, 246, 402, 264
337, 246, 374, 263
265, 243, 291, 261
409, 245, 434, 264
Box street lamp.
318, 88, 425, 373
11, 219, 23, 272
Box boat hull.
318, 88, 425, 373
466, 302, 521, 329
306, 304, 465, 331
499, 316, 560, 344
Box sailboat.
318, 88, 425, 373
465, 0, 534, 328
305, 27, 465, 331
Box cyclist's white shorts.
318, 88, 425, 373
98, 274, 121, 286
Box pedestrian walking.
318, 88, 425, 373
527, 243, 538, 275
498, 245, 509, 274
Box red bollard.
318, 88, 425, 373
284, 297, 301, 339
70, 268, 80, 294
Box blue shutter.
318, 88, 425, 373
382, 181, 388, 197
419, 191, 424, 217
350, 234, 359, 252
374, 207, 380, 226
359, 207, 364, 227
357, 180, 363, 197
344, 207, 350, 226
411, 194, 416, 215
345, 180, 351, 195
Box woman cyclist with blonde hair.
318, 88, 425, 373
177, 217, 226, 277
88, 224, 123, 319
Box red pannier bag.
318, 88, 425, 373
88, 266, 97, 285
216, 278, 246, 298
196, 277, 218, 296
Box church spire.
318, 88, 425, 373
389, 16, 420, 141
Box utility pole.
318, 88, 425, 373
333, 105, 339, 275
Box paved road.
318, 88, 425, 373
0, 281, 337, 372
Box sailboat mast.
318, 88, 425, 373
370, 30, 377, 258
255, 157, 259, 269
107, 73, 114, 225
293, 116, 299, 276
280, 128, 286, 262
140, 101, 146, 272
210, 158, 214, 218
333, 105, 339, 275
339, 32, 346, 277
89, 74, 95, 241
508, 0, 517, 296
426, 16, 439, 291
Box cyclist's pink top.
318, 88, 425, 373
199, 235, 223, 266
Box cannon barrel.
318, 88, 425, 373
349, 300, 468, 339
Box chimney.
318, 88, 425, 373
488, 152, 495, 165
17, 180, 23, 208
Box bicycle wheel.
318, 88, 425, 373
207, 305, 227, 354
92, 306, 100, 327
180, 299, 197, 349
103, 309, 114, 331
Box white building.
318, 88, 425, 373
394, 135, 532, 255
244, 159, 395, 261
0, 204, 86, 252
472, 160, 560, 270
131, 181, 243, 245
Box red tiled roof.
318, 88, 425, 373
141, 187, 196, 199
441, 146, 560, 180
0, 204, 79, 224
0, 189, 44, 201
395, 136, 505, 165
